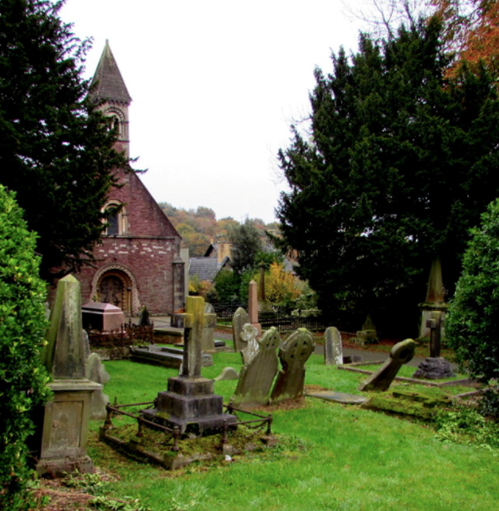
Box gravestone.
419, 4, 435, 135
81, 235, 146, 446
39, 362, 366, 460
241, 323, 260, 364
142, 296, 236, 435
359, 339, 416, 392
271, 328, 315, 403
37, 275, 101, 476
201, 302, 216, 353
232, 307, 250, 353
86, 353, 110, 420
248, 280, 262, 336
231, 327, 281, 407
413, 311, 454, 379
324, 327, 343, 365
214, 367, 240, 381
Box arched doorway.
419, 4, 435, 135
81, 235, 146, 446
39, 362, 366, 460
97, 270, 132, 314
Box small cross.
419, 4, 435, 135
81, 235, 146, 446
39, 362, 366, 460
426, 311, 442, 358
176, 296, 216, 377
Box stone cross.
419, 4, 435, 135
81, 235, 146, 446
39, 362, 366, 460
176, 296, 216, 377
427, 311, 442, 358
271, 328, 315, 403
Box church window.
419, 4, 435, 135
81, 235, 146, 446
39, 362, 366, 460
103, 201, 127, 236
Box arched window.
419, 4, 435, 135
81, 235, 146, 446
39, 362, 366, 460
103, 201, 127, 236
105, 107, 126, 139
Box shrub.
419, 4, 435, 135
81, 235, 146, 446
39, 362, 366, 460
446, 199, 499, 415
0, 185, 51, 510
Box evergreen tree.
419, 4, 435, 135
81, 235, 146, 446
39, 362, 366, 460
0, 0, 129, 282
277, 17, 499, 334
228, 219, 262, 275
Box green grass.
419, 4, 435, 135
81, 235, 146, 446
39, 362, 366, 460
85, 349, 499, 511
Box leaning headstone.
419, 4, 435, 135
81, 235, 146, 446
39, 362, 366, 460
232, 307, 250, 353
359, 339, 416, 392
324, 327, 343, 365
86, 353, 110, 420
37, 275, 101, 476
201, 302, 216, 353
231, 327, 281, 407
241, 323, 260, 364
271, 328, 315, 403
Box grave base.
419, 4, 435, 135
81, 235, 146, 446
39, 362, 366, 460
142, 376, 237, 436
413, 357, 455, 379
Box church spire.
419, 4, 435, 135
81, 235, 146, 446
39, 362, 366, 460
91, 40, 131, 105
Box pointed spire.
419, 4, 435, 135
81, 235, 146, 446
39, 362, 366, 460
91, 40, 132, 104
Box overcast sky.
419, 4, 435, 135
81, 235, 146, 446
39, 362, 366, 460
60, 0, 365, 224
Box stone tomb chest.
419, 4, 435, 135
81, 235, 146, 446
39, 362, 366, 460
82, 302, 125, 332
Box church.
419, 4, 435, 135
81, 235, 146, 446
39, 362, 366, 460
76, 41, 184, 315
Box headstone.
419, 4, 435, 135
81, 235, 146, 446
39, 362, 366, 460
241, 323, 260, 364
86, 353, 110, 420
232, 307, 249, 353
201, 302, 216, 353
419, 257, 448, 338
82, 302, 125, 332
37, 275, 101, 476
142, 296, 237, 435
271, 328, 315, 403
359, 339, 416, 392
353, 315, 378, 346
324, 327, 343, 365
214, 367, 240, 381
248, 280, 262, 336
231, 327, 281, 407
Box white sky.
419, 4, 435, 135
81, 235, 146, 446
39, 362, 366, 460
60, 0, 364, 224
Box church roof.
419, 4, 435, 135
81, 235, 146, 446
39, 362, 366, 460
91, 40, 132, 104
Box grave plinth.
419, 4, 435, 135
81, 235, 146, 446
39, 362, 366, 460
82, 302, 125, 332
142, 296, 236, 436
37, 275, 100, 476
36, 379, 101, 476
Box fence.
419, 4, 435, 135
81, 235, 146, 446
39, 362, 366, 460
87, 323, 155, 349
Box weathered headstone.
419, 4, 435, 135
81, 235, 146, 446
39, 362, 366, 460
232, 307, 250, 353
201, 302, 216, 353
231, 327, 281, 407
271, 328, 315, 403
37, 275, 101, 476
324, 327, 343, 365
214, 367, 240, 381
359, 339, 416, 392
142, 296, 236, 435
241, 323, 260, 364
248, 280, 262, 336
86, 353, 110, 420
419, 257, 448, 338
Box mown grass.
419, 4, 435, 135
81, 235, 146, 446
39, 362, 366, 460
86, 348, 499, 511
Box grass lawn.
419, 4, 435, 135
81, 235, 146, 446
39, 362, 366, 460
55, 348, 499, 511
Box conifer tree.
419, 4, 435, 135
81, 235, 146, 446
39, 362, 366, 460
0, 0, 129, 282
277, 17, 499, 333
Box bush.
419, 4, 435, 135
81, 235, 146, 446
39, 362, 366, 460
446, 199, 499, 385
0, 185, 51, 510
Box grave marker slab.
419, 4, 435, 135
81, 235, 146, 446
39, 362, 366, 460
271, 328, 315, 403
324, 327, 343, 365
232, 307, 250, 353
359, 339, 416, 392
231, 327, 281, 407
